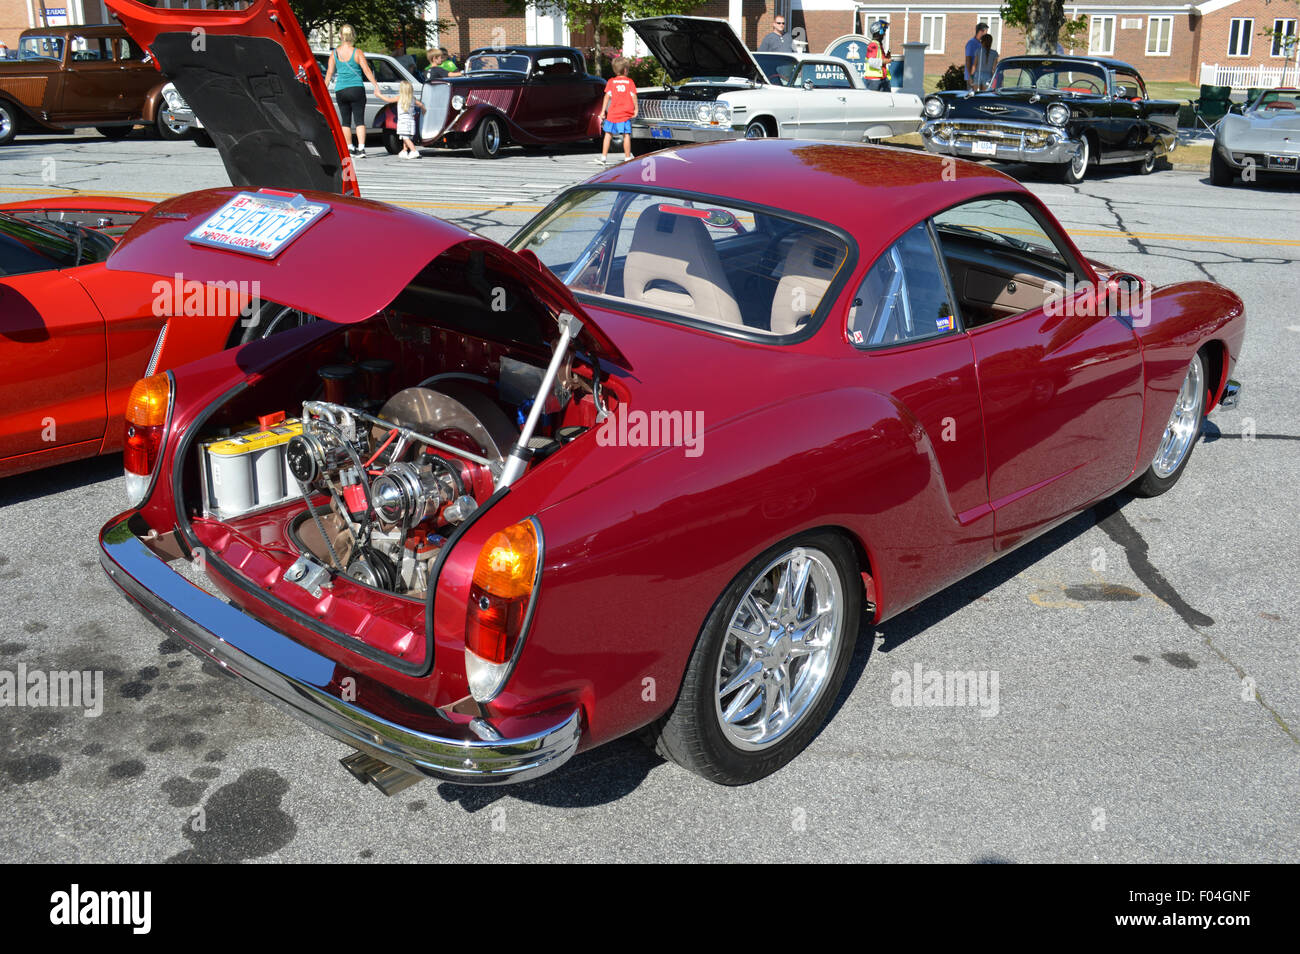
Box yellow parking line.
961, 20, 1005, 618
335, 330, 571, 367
3, 185, 1296, 246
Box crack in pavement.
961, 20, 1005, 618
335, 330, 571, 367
1092, 498, 1298, 745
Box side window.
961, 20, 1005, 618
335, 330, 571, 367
1114, 71, 1145, 99
798, 62, 853, 89
848, 223, 956, 348
932, 197, 1082, 329
370, 59, 400, 83
70, 36, 112, 62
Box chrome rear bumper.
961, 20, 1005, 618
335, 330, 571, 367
99, 513, 582, 786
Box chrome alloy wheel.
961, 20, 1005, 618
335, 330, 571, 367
1151, 355, 1204, 479
713, 546, 844, 750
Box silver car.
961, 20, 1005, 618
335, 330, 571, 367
1211, 88, 1300, 185
314, 51, 423, 137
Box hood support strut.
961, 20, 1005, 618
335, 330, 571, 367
497, 311, 583, 489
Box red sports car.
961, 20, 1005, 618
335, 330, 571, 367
99, 0, 1244, 792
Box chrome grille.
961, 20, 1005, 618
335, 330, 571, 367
420, 83, 451, 139
638, 99, 706, 123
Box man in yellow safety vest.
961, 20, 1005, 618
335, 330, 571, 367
863, 19, 892, 92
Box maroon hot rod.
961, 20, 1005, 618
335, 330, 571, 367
98, 0, 1244, 793
382, 45, 606, 159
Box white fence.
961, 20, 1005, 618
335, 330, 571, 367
1199, 63, 1300, 89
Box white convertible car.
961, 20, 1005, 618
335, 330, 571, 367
629, 15, 922, 148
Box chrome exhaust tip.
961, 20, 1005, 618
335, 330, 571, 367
1219, 379, 1242, 410
340, 750, 424, 796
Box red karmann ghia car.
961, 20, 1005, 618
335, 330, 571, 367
0, 13, 353, 481
99, 0, 1244, 792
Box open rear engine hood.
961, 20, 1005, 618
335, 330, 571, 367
106, 188, 630, 368
106, 0, 355, 196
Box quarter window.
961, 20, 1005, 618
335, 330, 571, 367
1146, 16, 1173, 56
848, 223, 956, 348
1228, 18, 1253, 57
1089, 15, 1116, 56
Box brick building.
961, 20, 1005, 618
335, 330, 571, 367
6, 0, 1295, 86
427, 0, 1299, 85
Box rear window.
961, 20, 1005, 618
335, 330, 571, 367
512, 189, 850, 339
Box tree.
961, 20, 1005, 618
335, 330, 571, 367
502, 0, 699, 65
999, 0, 1088, 55
286, 0, 434, 51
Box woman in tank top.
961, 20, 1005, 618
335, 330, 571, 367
324, 24, 381, 157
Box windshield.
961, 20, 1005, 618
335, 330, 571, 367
465, 53, 531, 74
1253, 89, 1300, 111
512, 188, 850, 339
0, 212, 114, 275
991, 60, 1107, 96
18, 35, 64, 61
754, 53, 798, 86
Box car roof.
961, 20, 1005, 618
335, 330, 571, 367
20, 25, 126, 38
1000, 53, 1139, 74
591, 140, 1022, 261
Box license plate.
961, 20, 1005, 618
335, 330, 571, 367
1265, 154, 1298, 171
650, 126, 673, 140
187, 191, 330, 260
971, 140, 996, 157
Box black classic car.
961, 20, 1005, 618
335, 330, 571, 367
378, 45, 605, 158
920, 55, 1179, 183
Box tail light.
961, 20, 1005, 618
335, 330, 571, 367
465, 518, 542, 702
123, 374, 171, 505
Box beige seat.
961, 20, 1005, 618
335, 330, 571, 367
770, 233, 845, 335
623, 208, 743, 326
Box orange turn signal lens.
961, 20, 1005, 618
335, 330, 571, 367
125, 374, 170, 428
472, 521, 538, 600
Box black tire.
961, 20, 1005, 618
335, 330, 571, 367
0, 101, 18, 146
1209, 147, 1234, 187
1134, 149, 1156, 175
1130, 351, 1207, 498
470, 116, 503, 159
156, 109, 190, 141
96, 125, 133, 140
630, 137, 659, 157
647, 531, 862, 785
383, 128, 401, 154
192, 129, 214, 148
1057, 136, 1089, 183
744, 119, 770, 139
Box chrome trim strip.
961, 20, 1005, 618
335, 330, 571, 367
144, 322, 168, 376
99, 514, 583, 785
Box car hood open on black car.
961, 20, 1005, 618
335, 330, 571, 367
106, 0, 355, 196
630, 16, 767, 85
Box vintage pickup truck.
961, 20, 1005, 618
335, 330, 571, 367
0, 24, 169, 145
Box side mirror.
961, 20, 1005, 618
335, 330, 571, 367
1104, 272, 1150, 325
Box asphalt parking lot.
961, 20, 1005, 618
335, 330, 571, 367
1, 131, 1297, 863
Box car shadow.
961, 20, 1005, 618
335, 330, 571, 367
0, 453, 122, 505
432, 493, 1142, 810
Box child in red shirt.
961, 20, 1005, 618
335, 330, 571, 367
598, 58, 638, 164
